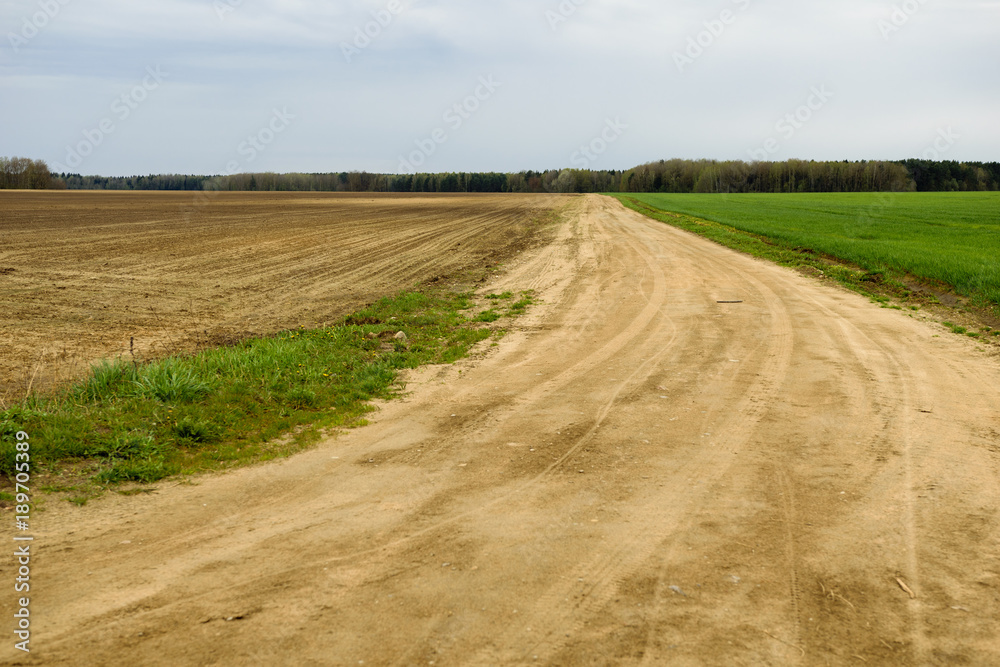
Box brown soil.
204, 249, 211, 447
3, 195, 999, 665
0, 191, 565, 399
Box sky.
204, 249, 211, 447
1, 0, 998, 177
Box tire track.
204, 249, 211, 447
775, 466, 806, 660
478, 198, 795, 664
781, 282, 929, 660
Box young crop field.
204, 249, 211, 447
616, 192, 1000, 310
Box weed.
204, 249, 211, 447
89, 432, 159, 461
96, 459, 170, 484
173, 417, 219, 443
475, 310, 502, 323
133, 361, 213, 403
505, 291, 535, 317
285, 388, 319, 409
77, 360, 138, 402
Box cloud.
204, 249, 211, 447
1, 0, 996, 175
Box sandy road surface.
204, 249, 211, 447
6, 195, 999, 665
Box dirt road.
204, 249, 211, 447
8, 195, 999, 665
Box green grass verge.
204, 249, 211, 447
614, 192, 1000, 314
0, 288, 527, 493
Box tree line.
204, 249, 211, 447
898, 159, 1000, 192
620, 159, 913, 193
4, 156, 999, 193
53, 169, 622, 194
619, 159, 1000, 193
0, 157, 65, 190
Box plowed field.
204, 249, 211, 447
0, 191, 566, 398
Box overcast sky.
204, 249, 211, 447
1, 0, 997, 176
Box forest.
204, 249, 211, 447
0, 156, 65, 190
2, 156, 998, 194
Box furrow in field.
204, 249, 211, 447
0, 193, 564, 395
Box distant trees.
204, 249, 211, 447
543, 169, 620, 193
898, 159, 1000, 192
36, 159, 1000, 195
51, 169, 615, 195
0, 157, 64, 189
59, 173, 210, 191
619, 159, 919, 194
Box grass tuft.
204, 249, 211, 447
77, 360, 138, 402
133, 361, 213, 403
475, 310, 502, 323
173, 418, 220, 443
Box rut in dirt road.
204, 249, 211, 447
9, 194, 1000, 666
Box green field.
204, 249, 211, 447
616, 192, 1000, 308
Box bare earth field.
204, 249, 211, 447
0, 191, 564, 398
3, 195, 1000, 665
